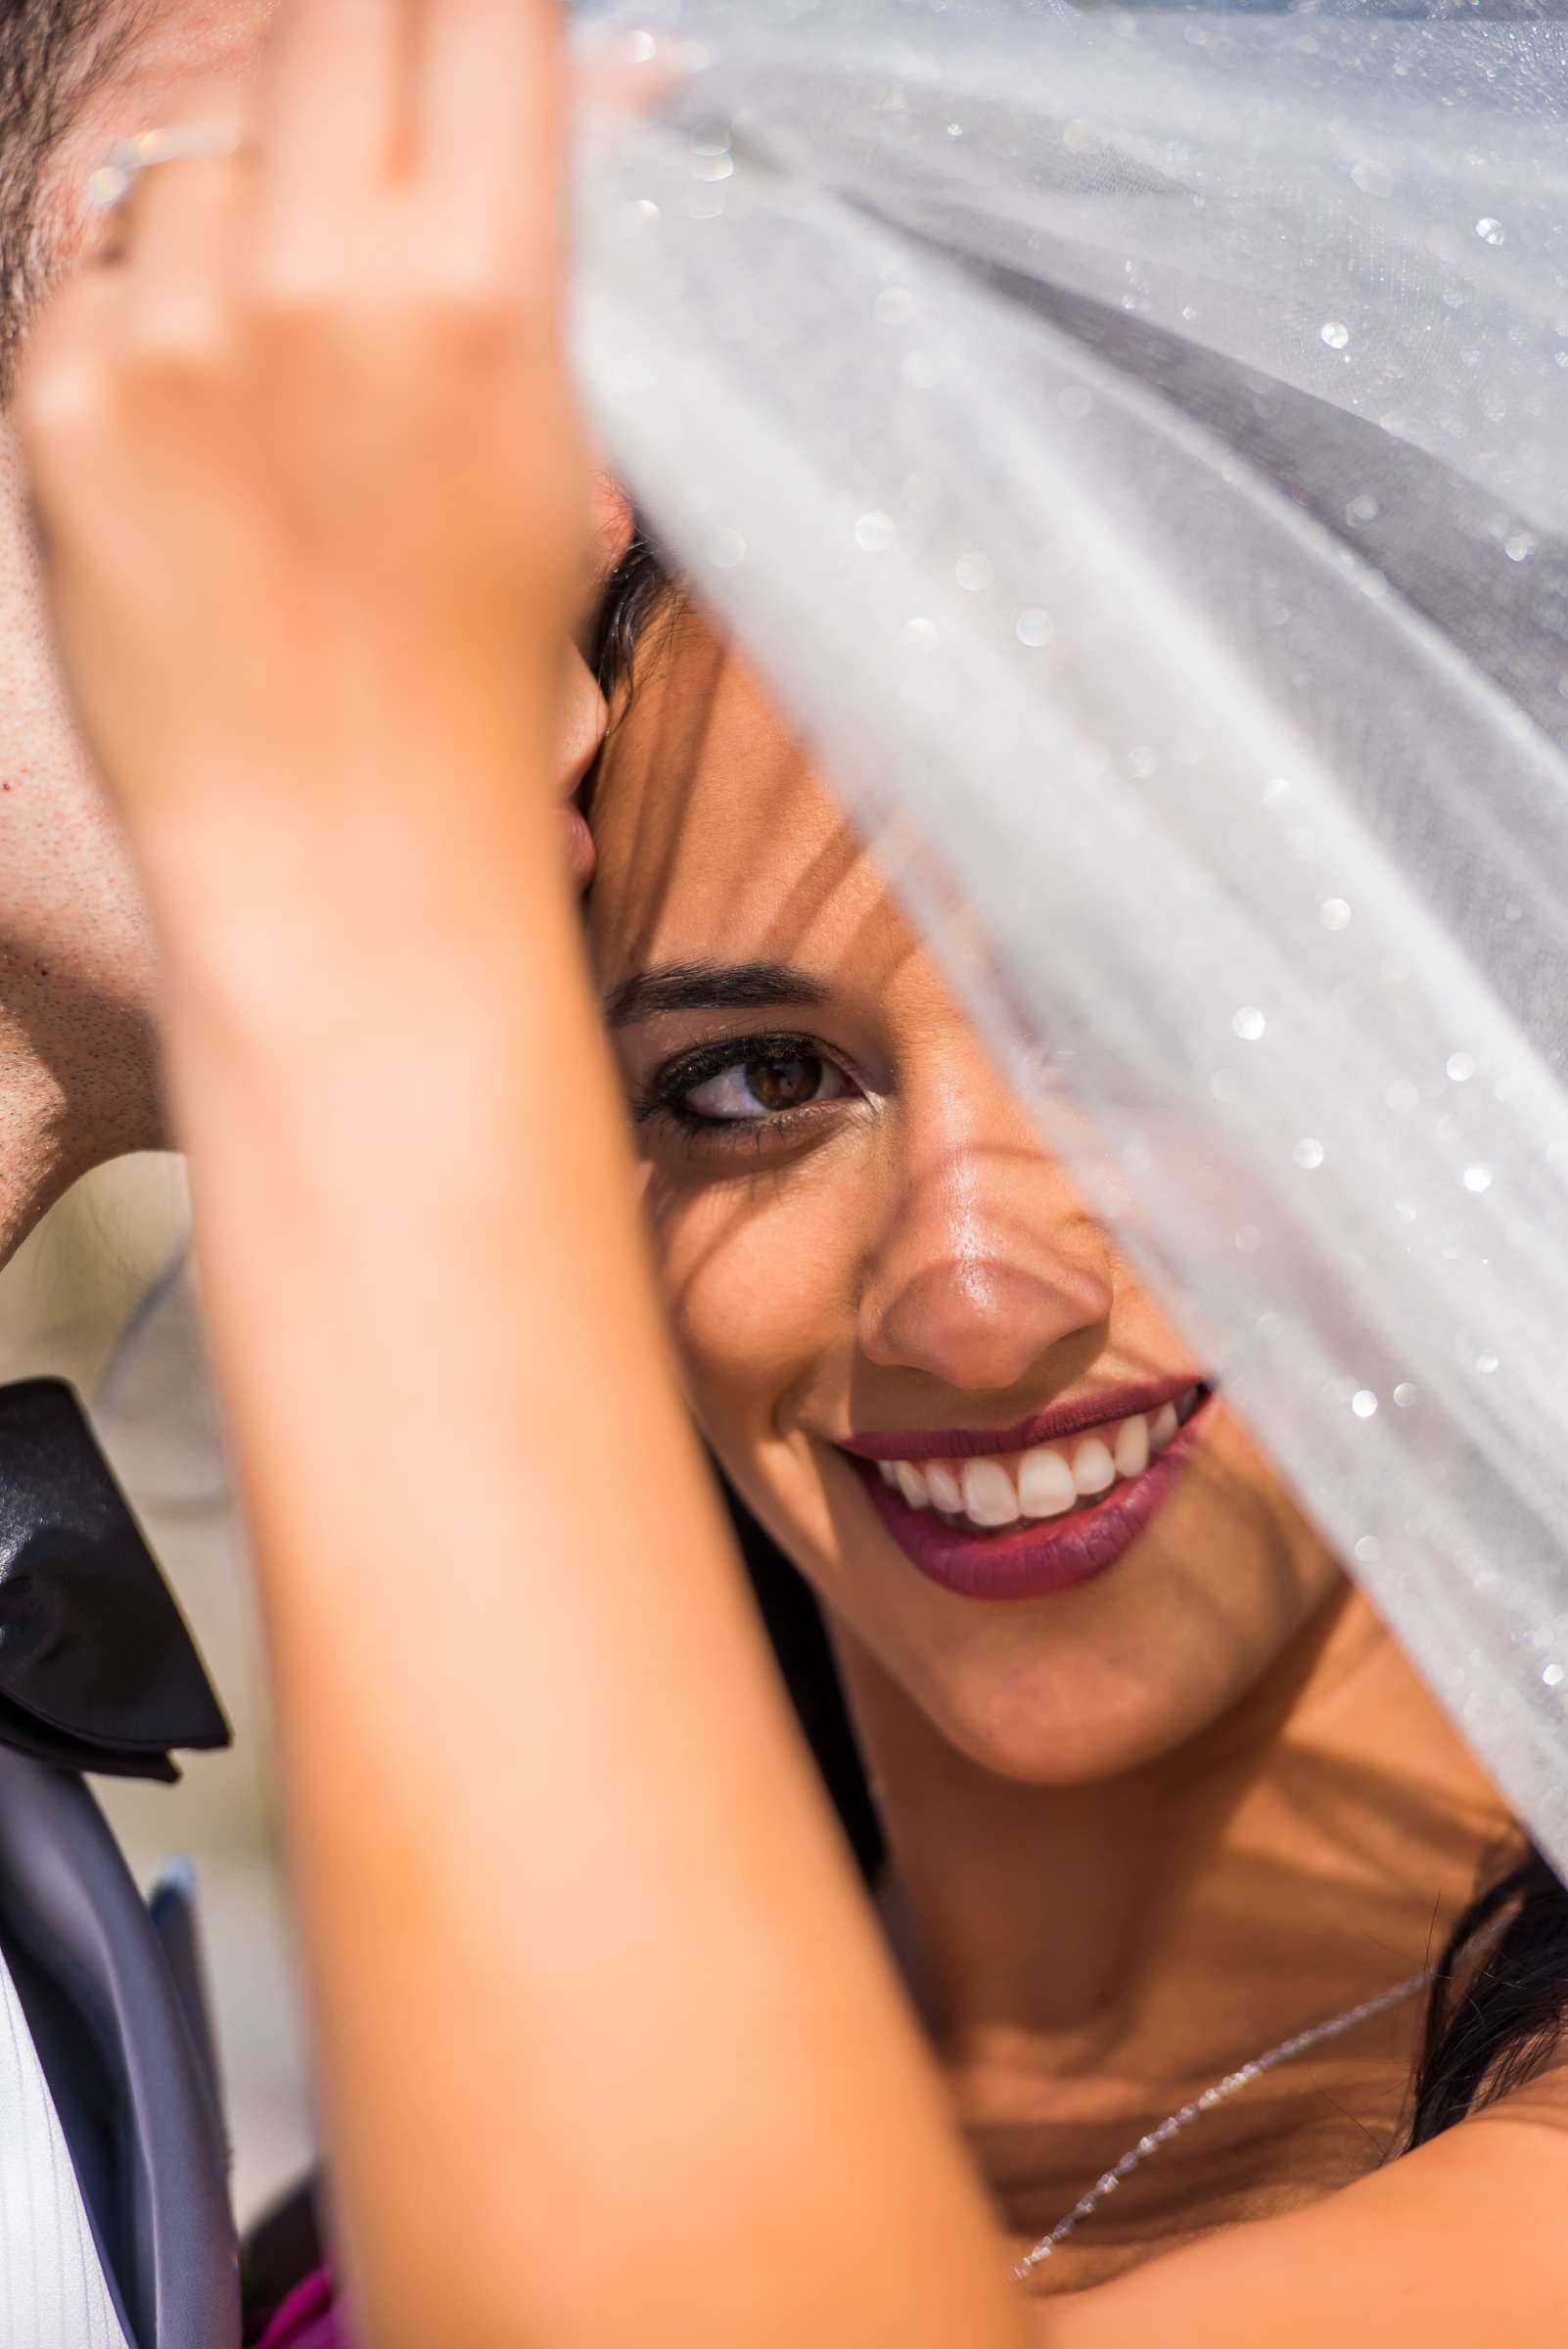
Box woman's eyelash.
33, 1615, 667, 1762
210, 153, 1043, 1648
632, 1032, 859, 1136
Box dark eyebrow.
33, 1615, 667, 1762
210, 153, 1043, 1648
604, 960, 831, 1029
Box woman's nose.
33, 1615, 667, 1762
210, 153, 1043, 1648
856, 1092, 1113, 1396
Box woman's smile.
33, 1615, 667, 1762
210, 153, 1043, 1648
838, 1382, 1215, 1601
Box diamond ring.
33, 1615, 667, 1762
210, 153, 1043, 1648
85, 123, 244, 214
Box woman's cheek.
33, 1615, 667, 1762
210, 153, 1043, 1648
647, 1175, 858, 1450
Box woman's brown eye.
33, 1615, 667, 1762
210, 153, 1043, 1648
745, 1053, 822, 1111
675, 1045, 852, 1124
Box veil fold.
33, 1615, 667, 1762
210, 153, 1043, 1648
572, 0, 1568, 1876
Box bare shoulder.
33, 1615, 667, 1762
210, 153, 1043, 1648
1037, 2091, 1568, 2348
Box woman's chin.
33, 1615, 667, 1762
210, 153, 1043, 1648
887, 1644, 1253, 1786
799, 1551, 1255, 1785
824, 1547, 1308, 1787
734, 1441, 1332, 1791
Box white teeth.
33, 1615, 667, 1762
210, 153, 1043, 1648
1019, 1445, 1076, 1517
961, 1457, 1021, 1528
895, 1460, 931, 1509
872, 1393, 1208, 1532
1113, 1412, 1149, 1478
925, 1460, 964, 1514
1072, 1436, 1116, 1497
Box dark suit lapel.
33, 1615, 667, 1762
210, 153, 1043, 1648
0, 1380, 240, 2347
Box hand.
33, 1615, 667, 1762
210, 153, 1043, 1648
19, 0, 597, 909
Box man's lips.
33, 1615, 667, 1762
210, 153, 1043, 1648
838, 1375, 1205, 1461
563, 803, 596, 888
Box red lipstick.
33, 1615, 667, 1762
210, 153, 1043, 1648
840, 1375, 1201, 1462
842, 1385, 1214, 1603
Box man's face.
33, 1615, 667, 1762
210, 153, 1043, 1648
0, 0, 270, 1170
1, 0, 623, 1191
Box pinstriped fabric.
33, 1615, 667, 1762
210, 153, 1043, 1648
0, 1935, 126, 2349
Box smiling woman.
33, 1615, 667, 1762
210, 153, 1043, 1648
584, 564, 1566, 2294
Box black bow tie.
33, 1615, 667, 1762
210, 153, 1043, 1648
0, 1379, 229, 1779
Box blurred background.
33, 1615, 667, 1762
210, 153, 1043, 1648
0, 1154, 314, 2228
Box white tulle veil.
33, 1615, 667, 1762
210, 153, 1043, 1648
570, 0, 1568, 1878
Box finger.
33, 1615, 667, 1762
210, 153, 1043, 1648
117, 148, 248, 339
254, 0, 404, 281
17, 263, 123, 463
418, 0, 564, 285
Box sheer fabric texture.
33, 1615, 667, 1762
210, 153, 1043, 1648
572, 0, 1568, 1874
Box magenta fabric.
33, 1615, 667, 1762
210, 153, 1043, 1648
254, 2266, 349, 2349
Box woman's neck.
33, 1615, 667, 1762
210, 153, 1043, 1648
834, 1581, 1514, 2090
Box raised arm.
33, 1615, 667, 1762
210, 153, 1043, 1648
18, 6, 1024, 2345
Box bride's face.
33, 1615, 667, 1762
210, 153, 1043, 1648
587, 607, 1342, 1783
